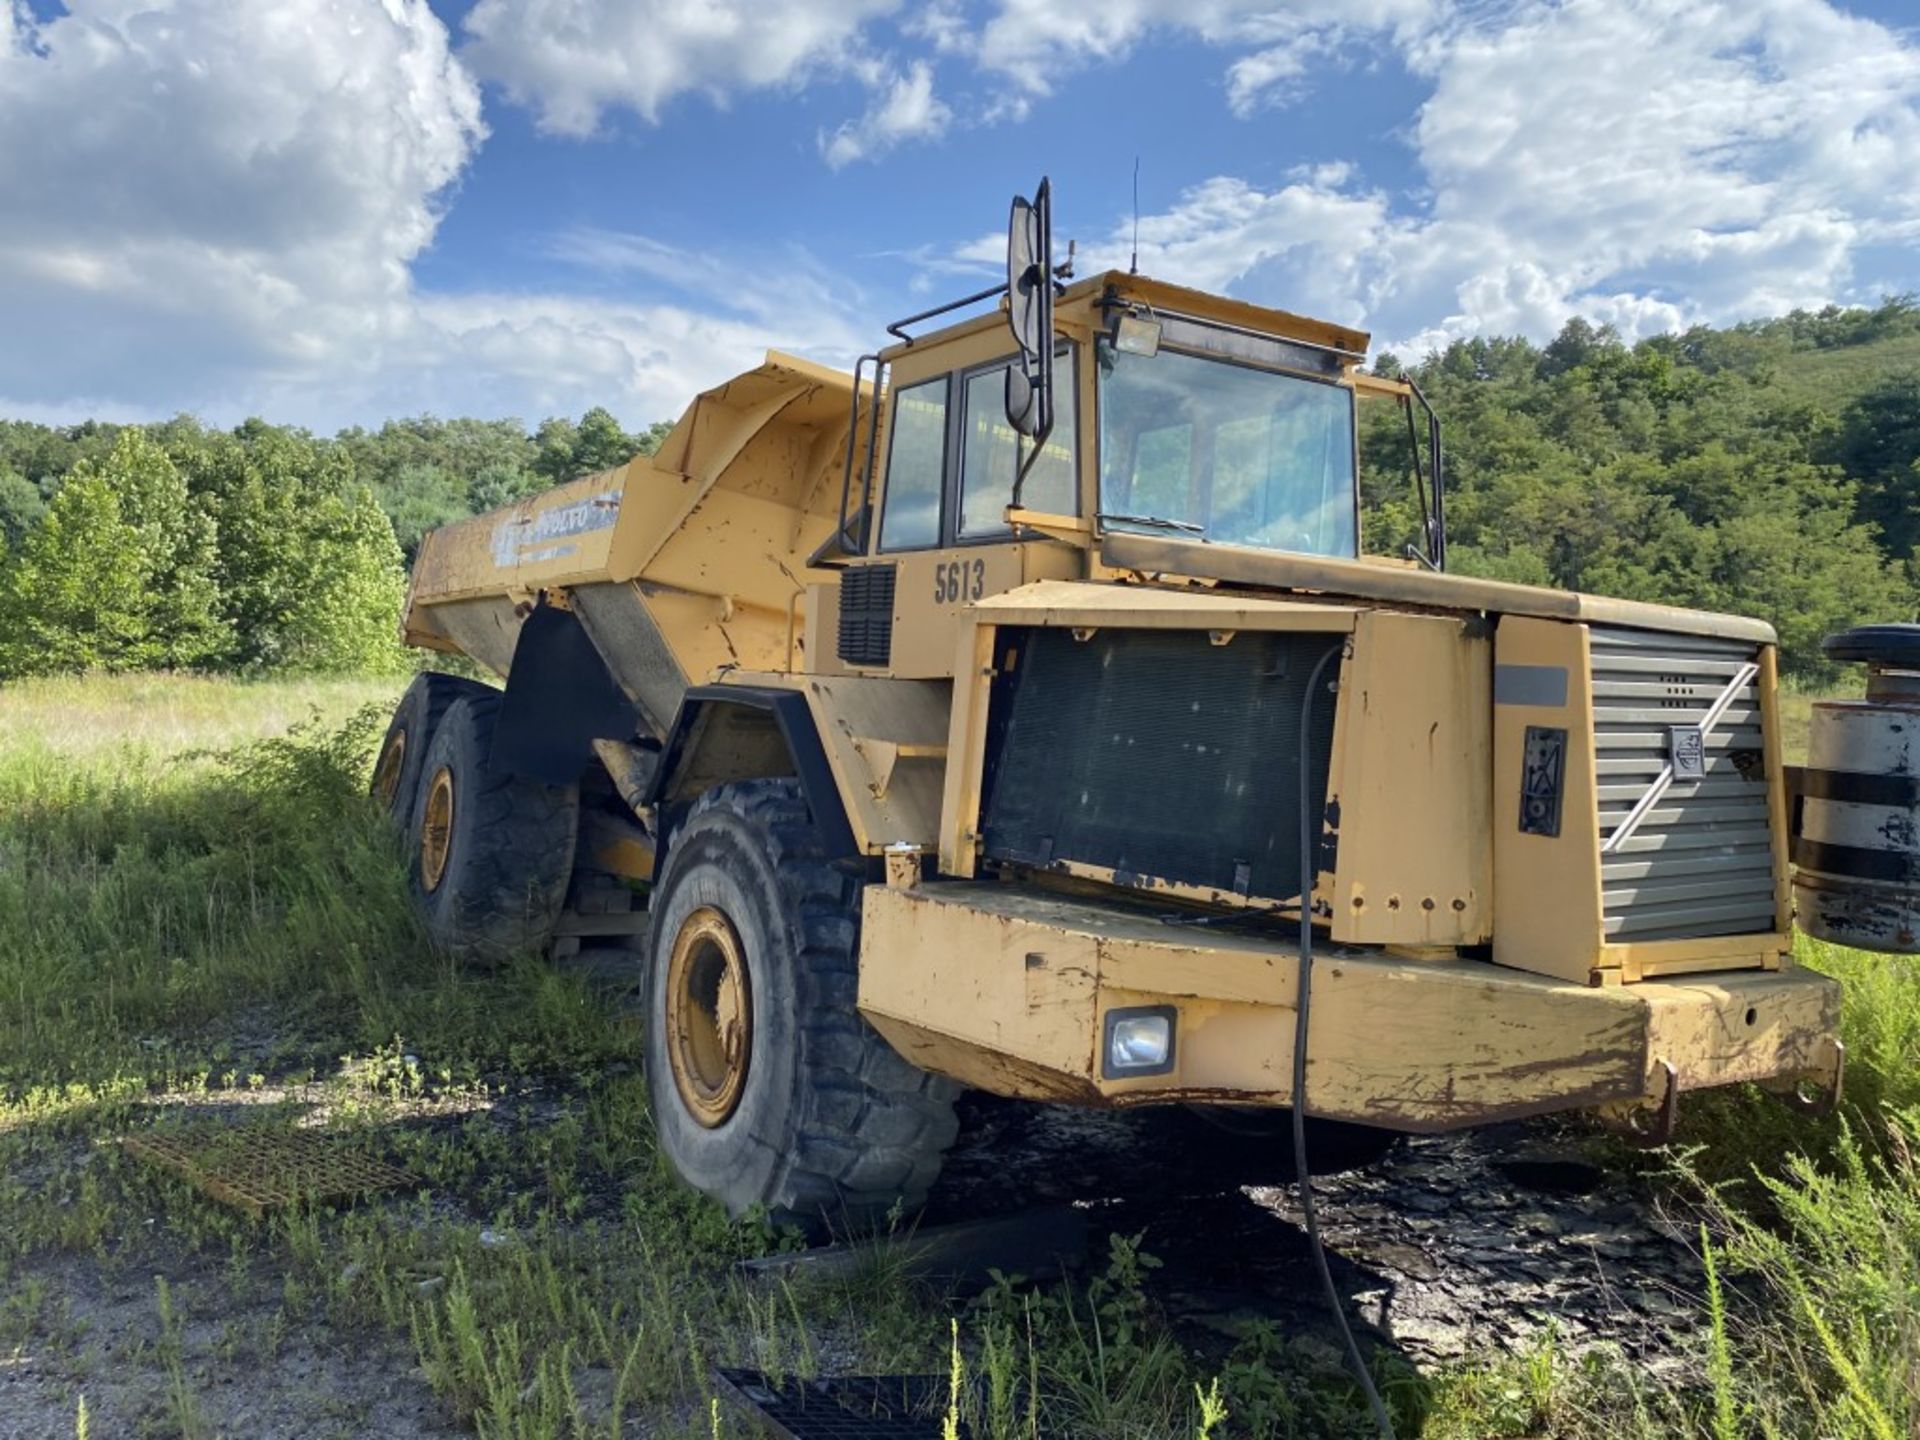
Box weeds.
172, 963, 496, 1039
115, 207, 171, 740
3, 673, 1918, 1440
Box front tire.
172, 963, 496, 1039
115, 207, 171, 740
644, 780, 959, 1234
406, 694, 579, 963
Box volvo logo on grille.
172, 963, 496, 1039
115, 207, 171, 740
1519, 725, 1567, 838
1670, 724, 1706, 780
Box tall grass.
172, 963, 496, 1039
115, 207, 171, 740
3, 673, 1918, 1439
0, 702, 426, 1090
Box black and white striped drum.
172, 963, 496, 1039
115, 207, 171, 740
1794, 625, 1920, 954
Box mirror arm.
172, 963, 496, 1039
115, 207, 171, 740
1009, 408, 1054, 512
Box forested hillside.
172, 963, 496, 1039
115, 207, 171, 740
1, 301, 1915, 682
1364, 298, 1920, 680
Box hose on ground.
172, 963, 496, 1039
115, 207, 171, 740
1296, 643, 1397, 1440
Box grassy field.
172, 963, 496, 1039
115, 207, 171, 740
0, 674, 1916, 1439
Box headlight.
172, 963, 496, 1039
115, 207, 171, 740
1102, 1006, 1176, 1077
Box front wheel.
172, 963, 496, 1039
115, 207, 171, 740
644, 780, 959, 1234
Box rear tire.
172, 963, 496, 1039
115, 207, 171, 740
644, 780, 959, 1235
372, 672, 491, 827
406, 694, 579, 963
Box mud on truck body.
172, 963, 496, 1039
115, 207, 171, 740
379, 182, 1913, 1235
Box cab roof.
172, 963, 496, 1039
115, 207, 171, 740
877, 268, 1371, 364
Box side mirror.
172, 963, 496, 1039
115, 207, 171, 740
1005, 177, 1054, 441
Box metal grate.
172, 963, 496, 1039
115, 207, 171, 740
1590, 626, 1776, 941
713, 1369, 964, 1440
121, 1125, 417, 1216
981, 627, 1339, 903
837, 563, 896, 668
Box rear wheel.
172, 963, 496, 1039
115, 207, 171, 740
644, 780, 959, 1234
406, 694, 579, 963
372, 672, 491, 827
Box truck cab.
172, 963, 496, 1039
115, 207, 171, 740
813, 270, 1435, 682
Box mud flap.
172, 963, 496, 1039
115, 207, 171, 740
492, 602, 641, 785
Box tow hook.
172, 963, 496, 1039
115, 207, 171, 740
1761, 1037, 1846, 1118
1598, 1059, 1680, 1148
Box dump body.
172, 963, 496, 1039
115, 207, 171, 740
399, 269, 1846, 1142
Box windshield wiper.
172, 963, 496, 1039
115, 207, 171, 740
1098, 512, 1205, 536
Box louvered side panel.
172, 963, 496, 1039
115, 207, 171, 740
1590, 627, 1776, 941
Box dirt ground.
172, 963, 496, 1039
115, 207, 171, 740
0, 1085, 1712, 1440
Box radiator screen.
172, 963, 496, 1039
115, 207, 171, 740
980, 627, 1341, 901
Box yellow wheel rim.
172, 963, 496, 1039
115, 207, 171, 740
373, 729, 407, 806
665, 907, 753, 1128
420, 765, 454, 893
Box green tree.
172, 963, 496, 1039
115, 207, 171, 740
0, 467, 45, 549
532, 415, 581, 484
1830, 372, 1920, 556
0, 432, 222, 676
570, 405, 640, 474
175, 421, 407, 673
468, 462, 544, 514
107, 430, 225, 667
0, 473, 153, 676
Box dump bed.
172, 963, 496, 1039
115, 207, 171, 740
404, 351, 870, 732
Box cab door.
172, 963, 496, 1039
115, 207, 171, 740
841, 348, 1081, 680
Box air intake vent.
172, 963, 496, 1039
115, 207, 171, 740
1592, 626, 1776, 941
837, 563, 896, 667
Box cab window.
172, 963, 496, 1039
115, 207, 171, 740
877, 377, 949, 552
957, 350, 1078, 539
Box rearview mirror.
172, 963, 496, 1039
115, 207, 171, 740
1005, 177, 1054, 441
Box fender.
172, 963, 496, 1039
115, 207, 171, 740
492, 602, 641, 785
647, 685, 859, 862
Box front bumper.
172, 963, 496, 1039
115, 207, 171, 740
857, 882, 1843, 1132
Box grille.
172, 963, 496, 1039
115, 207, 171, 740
1591, 626, 1776, 941
838, 563, 896, 667
980, 627, 1339, 902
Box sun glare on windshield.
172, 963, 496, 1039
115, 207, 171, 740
1097, 342, 1358, 559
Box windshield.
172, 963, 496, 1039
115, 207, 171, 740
1097, 341, 1357, 558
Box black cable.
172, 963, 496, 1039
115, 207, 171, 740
1295, 643, 1397, 1440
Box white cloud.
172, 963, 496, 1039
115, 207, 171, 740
821, 60, 953, 167
0, 0, 485, 418
1375, 0, 1920, 350
969, 0, 1435, 108
461, 0, 901, 137
917, 0, 1920, 359
0, 0, 874, 431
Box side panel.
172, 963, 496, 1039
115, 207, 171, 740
1326, 611, 1493, 946
1491, 616, 1605, 982
650, 685, 858, 859
797, 674, 952, 853
842, 544, 1081, 680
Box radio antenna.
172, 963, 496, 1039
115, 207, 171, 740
1130, 157, 1141, 275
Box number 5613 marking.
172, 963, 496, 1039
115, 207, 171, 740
933, 558, 987, 605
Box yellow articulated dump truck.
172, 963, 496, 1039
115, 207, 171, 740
380, 179, 1907, 1234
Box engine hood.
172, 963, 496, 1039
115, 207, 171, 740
1099, 531, 1777, 646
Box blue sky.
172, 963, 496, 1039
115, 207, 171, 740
2, 0, 1917, 431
